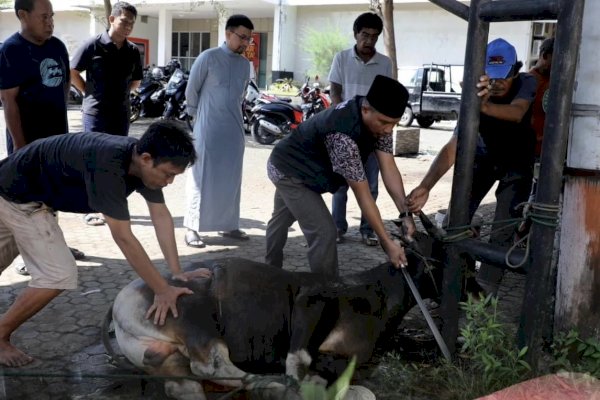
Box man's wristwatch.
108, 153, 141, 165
398, 211, 413, 219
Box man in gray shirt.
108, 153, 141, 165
328, 12, 393, 246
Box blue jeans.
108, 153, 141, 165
331, 152, 379, 236
82, 112, 130, 136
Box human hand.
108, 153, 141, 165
406, 186, 430, 213
145, 285, 194, 325
381, 238, 408, 269
172, 268, 212, 282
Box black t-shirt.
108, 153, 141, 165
0, 133, 164, 220
70, 31, 143, 117
0, 33, 69, 141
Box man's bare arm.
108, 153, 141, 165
0, 87, 27, 149
70, 69, 86, 94
329, 82, 343, 105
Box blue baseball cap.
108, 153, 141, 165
485, 38, 517, 79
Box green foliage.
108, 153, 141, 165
300, 26, 348, 81
268, 78, 300, 95
459, 294, 532, 391
551, 329, 600, 378
300, 356, 357, 400
368, 294, 532, 400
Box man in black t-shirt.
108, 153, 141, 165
407, 39, 537, 296
0, 0, 84, 273
0, 120, 206, 367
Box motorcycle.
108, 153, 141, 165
161, 62, 190, 125
243, 79, 292, 134
299, 78, 331, 120
249, 97, 304, 145
130, 66, 167, 122
248, 77, 331, 146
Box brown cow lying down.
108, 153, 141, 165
111, 247, 440, 399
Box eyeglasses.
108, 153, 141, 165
231, 31, 254, 43
359, 31, 379, 42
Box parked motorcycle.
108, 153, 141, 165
130, 67, 167, 122
299, 78, 331, 120
243, 79, 291, 134
162, 61, 190, 123
249, 97, 303, 145
249, 77, 331, 145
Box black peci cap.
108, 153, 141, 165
366, 75, 409, 119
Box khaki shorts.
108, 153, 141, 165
0, 196, 77, 289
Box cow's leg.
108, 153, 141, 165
114, 322, 205, 400
188, 339, 300, 399
286, 290, 327, 380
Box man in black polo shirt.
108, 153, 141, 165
0, 121, 206, 367
70, 1, 142, 136
265, 75, 416, 277
71, 1, 143, 227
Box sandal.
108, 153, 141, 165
218, 229, 249, 240
14, 261, 30, 276
84, 213, 105, 226
69, 247, 86, 260
184, 230, 206, 248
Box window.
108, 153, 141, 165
171, 32, 210, 72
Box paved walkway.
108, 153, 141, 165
0, 112, 524, 399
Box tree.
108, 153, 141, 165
370, 0, 398, 79
301, 26, 348, 82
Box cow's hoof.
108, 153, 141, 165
343, 385, 376, 400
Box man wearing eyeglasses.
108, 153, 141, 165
183, 15, 254, 248
328, 13, 393, 247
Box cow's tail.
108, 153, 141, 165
101, 302, 139, 372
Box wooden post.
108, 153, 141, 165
553, 0, 600, 340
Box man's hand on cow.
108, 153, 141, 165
406, 186, 430, 213
145, 285, 194, 325
381, 238, 408, 269
172, 268, 212, 282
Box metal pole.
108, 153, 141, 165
439, 0, 489, 355
452, 239, 527, 270
428, 0, 470, 21
518, 0, 586, 370
479, 0, 559, 22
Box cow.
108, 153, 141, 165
109, 235, 441, 400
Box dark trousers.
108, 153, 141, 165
331, 152, 379, 235
265, 177, 338, 278
82, 112, 130, 136
467, 153, 533, 288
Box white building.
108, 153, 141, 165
0, 0, 555, 88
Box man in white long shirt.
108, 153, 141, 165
183, 14, 254, 248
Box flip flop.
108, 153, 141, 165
84, 213, 105, 226
14, 261, 29, 276
69, 247, 86, 260
218, 229, 250, 240
184, 230, 206, 248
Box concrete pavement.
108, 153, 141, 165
0, 111, 524, 399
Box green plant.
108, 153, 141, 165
300, 356, 357, 400
368, 294, 532, 400
551, 329, 600, 378
459, 294, 531, 391
268, 78, 299, 94
300, 26, 348, 81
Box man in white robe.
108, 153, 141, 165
183, 14, 254, 248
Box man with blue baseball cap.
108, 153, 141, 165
406, 38, 537, 297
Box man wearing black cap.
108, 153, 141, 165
265, 75, 415, 277
406, 38, 537, 296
